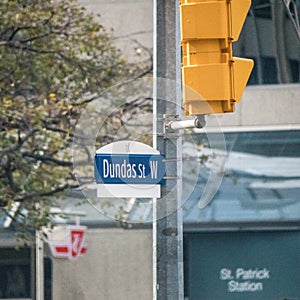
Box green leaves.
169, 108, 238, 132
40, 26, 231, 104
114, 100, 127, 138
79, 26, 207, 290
0, 0, 128, 234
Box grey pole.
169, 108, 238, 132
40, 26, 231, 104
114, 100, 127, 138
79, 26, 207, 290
153, 0, 184, 299
36, 230, 44, 300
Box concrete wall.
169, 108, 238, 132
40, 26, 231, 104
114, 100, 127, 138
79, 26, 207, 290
79, 0, 153, 61
51, 227, 152, 300
205, 84, 300, 130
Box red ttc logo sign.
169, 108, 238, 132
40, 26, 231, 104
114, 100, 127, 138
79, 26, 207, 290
49, 226, 87, 260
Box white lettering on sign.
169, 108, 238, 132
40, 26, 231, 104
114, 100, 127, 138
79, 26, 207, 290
103, 159, 137, 179
150, 160, 158, 179
228, 280, 263, 292
235, 268, 270, 280
102, 159, 159, 180
138, 163, 146, 178
219, 267, 271, 293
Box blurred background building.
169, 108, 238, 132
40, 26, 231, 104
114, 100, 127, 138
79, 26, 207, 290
0, 0, 299, 299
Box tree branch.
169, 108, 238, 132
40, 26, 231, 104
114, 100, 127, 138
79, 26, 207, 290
0, 129, 37, 155
15, 183, 71, 202
22, 152, 73, 166
4, 40, 57, 54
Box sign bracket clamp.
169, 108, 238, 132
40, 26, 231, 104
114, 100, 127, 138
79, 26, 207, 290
164, 114, 206, 133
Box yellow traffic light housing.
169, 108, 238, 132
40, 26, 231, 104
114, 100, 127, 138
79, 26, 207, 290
180, 0, 254, 115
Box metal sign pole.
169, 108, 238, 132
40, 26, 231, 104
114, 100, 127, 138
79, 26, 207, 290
153, 0, 184, 299
36, 229, 44, 300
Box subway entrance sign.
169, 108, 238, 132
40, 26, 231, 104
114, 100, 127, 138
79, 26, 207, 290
94, 140, 165, 198
185, 231, 300, 299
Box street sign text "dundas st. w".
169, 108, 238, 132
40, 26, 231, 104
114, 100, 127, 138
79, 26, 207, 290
94, 141, 165, 198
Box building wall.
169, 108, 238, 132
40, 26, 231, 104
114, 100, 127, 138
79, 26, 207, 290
205, 84, 300, 129
51, 227, 152, 300
79, 0, 153, 62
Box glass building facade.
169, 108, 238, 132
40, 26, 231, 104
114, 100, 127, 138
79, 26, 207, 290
234, 0, 300, 85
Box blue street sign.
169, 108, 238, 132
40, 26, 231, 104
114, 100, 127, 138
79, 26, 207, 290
94, 153, 165, 185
